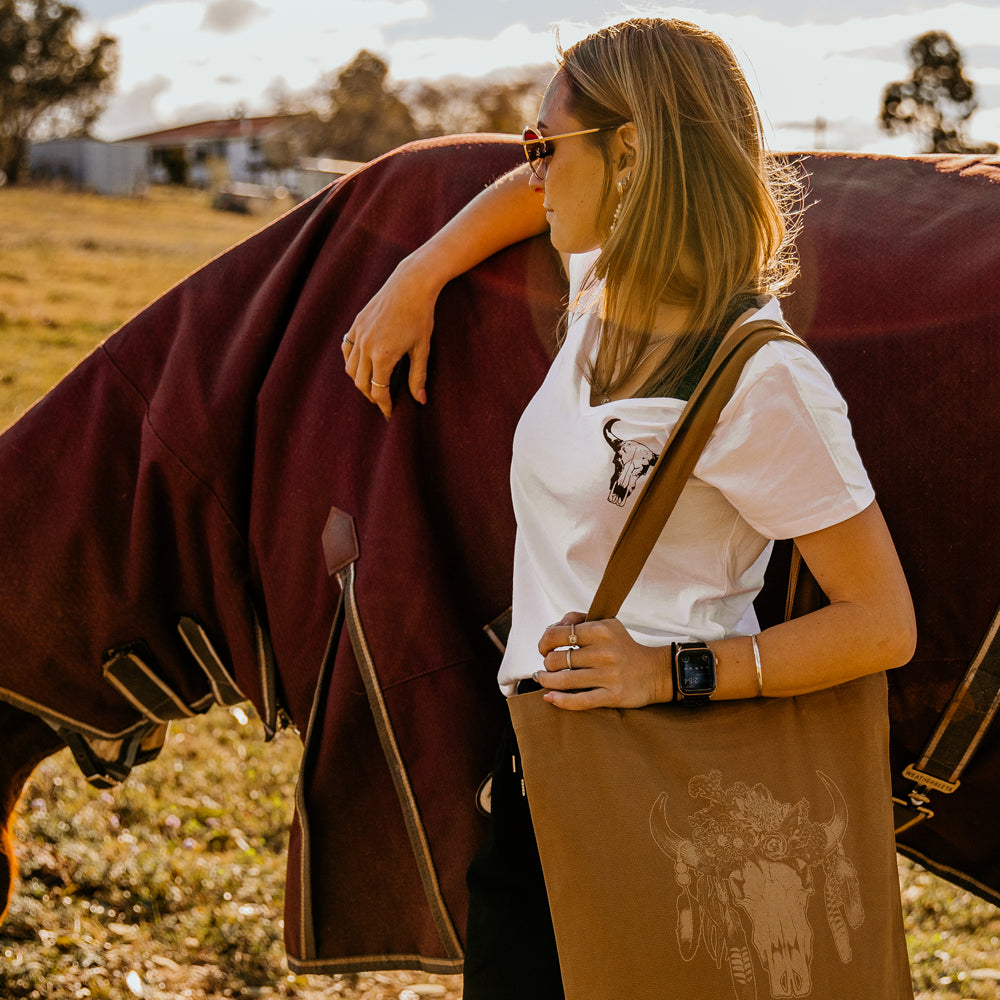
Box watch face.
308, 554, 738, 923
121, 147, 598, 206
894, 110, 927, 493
679, 648, 716, 695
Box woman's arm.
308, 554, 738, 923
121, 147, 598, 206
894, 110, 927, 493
714, 500, 916, 697
535, 500, 916, 709
343, 163, 548, 419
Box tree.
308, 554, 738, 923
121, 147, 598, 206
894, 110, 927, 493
403, 66, 551, 138
322, 50, 419, 161
0, 0, 118, 182
880, 30, 997, 154
273, 53, 551, 162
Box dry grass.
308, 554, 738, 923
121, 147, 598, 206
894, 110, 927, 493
0, 184, 289, 429
0, 184, 998, 999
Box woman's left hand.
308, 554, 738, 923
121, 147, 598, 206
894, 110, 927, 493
535, 613, 673, 710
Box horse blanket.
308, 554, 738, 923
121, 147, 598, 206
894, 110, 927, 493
0, 135, 998, 973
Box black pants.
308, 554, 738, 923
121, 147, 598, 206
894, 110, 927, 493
463, 713, 566, 1000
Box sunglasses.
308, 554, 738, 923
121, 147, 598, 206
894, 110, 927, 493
520, 125, 608, 180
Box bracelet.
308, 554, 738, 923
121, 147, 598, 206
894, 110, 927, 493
669, 642, 679, 702
750, 634, 763, 697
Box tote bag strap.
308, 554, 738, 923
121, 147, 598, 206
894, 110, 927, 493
587, 315, 806, 622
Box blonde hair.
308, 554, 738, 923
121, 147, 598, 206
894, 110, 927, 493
558, 18, 801, 398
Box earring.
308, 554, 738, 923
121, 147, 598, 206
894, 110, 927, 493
609, 171, 632, 236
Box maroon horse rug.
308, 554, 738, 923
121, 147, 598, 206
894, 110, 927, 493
0, 135, 998, 976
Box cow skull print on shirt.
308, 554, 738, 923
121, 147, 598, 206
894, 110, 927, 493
603, 418, 659, 506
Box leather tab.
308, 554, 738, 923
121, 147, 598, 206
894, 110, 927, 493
484, 607, 513, 653
322, 507, 359, 576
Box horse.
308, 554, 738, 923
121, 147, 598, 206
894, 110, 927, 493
0, 136, 998, 976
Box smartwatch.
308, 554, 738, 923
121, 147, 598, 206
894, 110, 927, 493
672, 642, 717, 704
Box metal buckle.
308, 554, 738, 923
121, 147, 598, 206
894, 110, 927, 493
902, 763, 961, 795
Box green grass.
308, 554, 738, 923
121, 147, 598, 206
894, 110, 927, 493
3, 708, 462, 999
0, 184, 998, 998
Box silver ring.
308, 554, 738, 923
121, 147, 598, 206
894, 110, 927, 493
568, 628, 578, 646
566, 647, 573, 669
342, 335, 355, 346
370, 379, 390, 389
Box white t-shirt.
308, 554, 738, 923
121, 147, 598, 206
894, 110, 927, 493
497, 252, 875, 696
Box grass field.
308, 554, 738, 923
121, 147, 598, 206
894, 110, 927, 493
1, 184, 998, 999
0, 184, 292, 429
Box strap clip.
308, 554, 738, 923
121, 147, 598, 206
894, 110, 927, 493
892, 764, 959, 835
892, 795, 935, 834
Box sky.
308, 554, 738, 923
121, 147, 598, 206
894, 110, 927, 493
75, 0, 1000, 154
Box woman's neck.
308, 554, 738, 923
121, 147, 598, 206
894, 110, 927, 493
650, 299, 693, 339
590, 300, 693, 405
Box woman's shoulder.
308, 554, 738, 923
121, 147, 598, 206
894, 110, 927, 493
736, 297, 819, 372
727, 306, 847, 420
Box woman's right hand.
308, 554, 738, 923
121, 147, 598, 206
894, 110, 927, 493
342, 255, 440, 419
341, 164, 549, 419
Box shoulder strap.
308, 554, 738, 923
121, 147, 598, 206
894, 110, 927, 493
587, 315, 805, 622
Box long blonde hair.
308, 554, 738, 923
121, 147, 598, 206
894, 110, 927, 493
558, 19, 801, 398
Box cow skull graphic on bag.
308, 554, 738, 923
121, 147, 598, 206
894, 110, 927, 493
649, 770, 865, 1000
603, 418, 658, 506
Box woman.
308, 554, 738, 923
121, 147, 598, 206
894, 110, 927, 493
343, 17, 916, 999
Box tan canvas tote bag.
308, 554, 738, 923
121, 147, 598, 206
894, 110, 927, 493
507, 318, 913, 999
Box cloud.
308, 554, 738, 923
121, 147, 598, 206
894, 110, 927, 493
96, 75, 173, 139
200, 0, 268, 33
655, 3, 1000, 151
86, 0, 1000, 150
91, 0, 430, 137
389, 22, 557, 78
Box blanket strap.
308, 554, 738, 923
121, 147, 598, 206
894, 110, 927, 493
55, 722, 169, 790
178, 616, 246, 707
103, 642, 212, 724
893, 599, 1000, 832
63, 621, 257, 788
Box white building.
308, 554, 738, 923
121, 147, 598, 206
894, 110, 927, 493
124, 115, 305, 189
28, 138, 149, 196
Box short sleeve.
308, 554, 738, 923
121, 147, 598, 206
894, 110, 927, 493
696, 339, 875, 539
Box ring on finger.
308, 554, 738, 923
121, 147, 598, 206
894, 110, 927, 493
370, 379, 390, 389
342, 335, 355, 346
566, 647, 573, 669
568, 627, 578, 646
